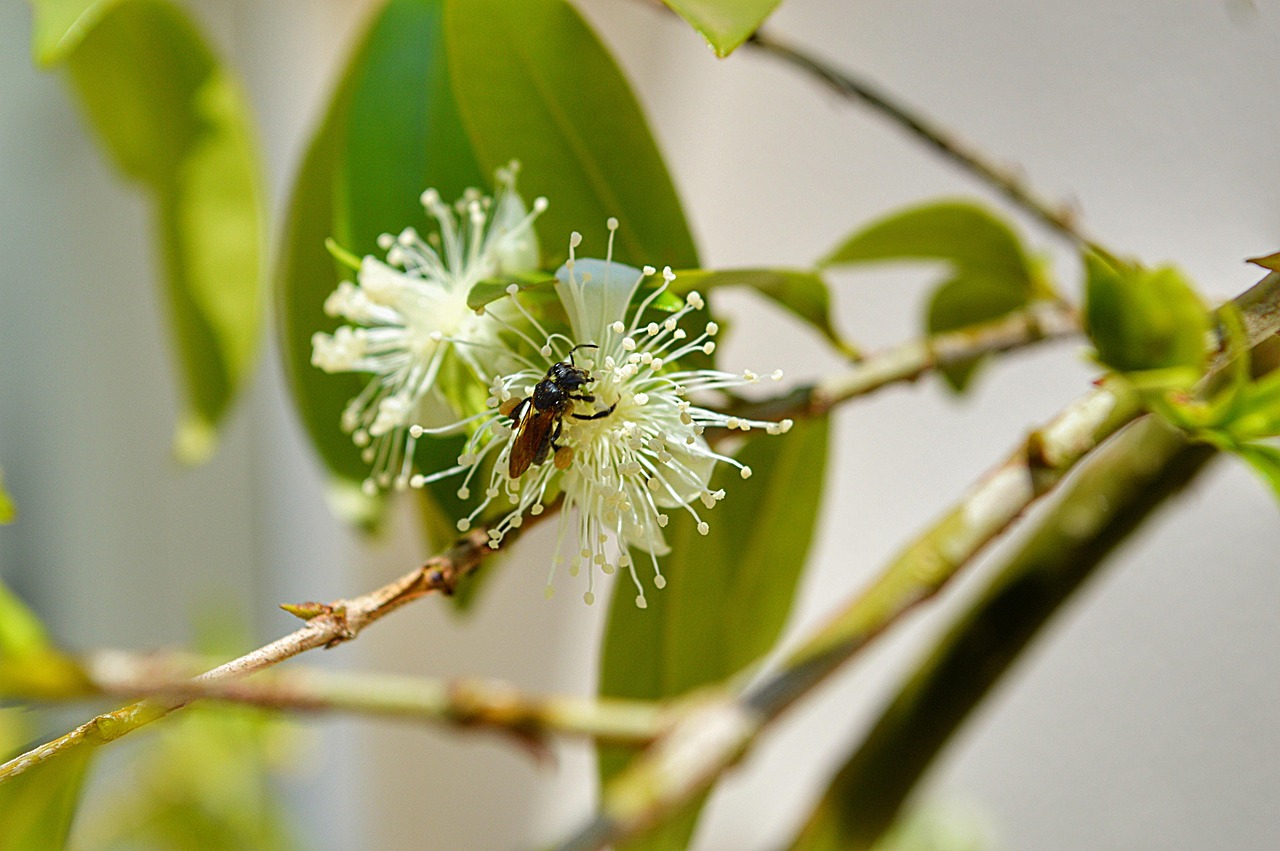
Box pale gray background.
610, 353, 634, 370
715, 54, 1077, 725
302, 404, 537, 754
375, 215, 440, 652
1, 0, 1277, 849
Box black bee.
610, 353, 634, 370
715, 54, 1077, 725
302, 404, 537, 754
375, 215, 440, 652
502, 344, 616, 478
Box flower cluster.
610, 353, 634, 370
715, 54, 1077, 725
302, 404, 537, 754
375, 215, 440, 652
311, 164, 546, 495
314, 195, 792, 607
406, 221, 790, 607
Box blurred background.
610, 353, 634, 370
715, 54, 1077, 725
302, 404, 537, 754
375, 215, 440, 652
1, 0, 1277, 848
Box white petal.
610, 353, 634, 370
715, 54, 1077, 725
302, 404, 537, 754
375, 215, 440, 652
555, 258, 646, 344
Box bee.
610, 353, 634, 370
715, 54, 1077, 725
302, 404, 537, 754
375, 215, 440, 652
501, 344, 616, 478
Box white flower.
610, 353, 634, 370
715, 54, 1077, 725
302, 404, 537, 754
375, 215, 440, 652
411, 220, 792, 608
310, 164, 547, 495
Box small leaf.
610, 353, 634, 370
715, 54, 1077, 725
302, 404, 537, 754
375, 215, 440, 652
599, 418, 830, 844
1084, 255, 1211, 376
0, 582, 90, 699
660, 0, 783, 57
0, 468, 14, 524
1247, 251, 1280, 273
673, 268, 859, 359
1230, 442, 1280, 502
44, 0, 265, 463
0, 743, 94, 851
445, 0, 699, 269
821, 201, 1032, 284
926, 274, 1028, 391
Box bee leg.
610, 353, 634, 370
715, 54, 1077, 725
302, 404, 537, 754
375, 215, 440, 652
572, 401, 617, 421
554, 445, 574, 470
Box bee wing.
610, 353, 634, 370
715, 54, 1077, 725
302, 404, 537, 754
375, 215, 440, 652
509, 406, 556, 478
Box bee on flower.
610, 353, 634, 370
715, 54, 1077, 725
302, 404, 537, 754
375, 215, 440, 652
310, 163, 547, 495
408, 220, 792, 608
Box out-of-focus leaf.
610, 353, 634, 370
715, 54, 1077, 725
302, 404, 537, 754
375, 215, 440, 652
0, 468, 14, 524
821, 201, 1032, 283
277, 0, 483, 530
42, 0, 264, 463
926, 274, 1028, 391
1247, 251, 1280, 273
822, 201, 1037, 391
0, 582, 89, 699
0, 742, 93, 851
1230, 442, 1280, 501
1084, 254, 1210, 376
660, 0, 783, 57
674, 268, 859, 359
445, 0, 699, 269
599, 417, 829, 846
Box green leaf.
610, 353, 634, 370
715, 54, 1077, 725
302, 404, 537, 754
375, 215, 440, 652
660, 0, 783, 57
1230, 442, 1280, 501
599, 417, 829, 846
926, 274, 1028, 391
445, 0, 699, 269
1084, 255, 1211, 376
821, 201, 1032, 284
46, 0, 264, 463
0, 468, 14, 524
821, 201, 1037, 391
466, 274, 557, 311
673, 269, 859, 359
1247, 251, 1280, 273
0, 743, 93, 851
0, 583, 89, 699
275, 0, 482, 528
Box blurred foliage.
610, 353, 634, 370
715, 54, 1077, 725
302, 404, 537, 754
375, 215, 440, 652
33, 0, 265, 464
599, 417, 830, 847
0, 468, 14, 524
822, 201, 1045, 391
660, 0, 784, 57
673, 268, 860, 358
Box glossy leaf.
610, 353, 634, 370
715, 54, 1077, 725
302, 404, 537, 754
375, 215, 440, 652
445, 0, 699, 269
599, 417, 829, 845
673, 268, 859, 359
1084, 255, 1210, 376
43, 0, 264, 463
0, 743, 93, 851
661, 0, 783, 57
275, 0, 482, 530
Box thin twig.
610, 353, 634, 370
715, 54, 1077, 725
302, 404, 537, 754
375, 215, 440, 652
553, 273, 1280, 850
78, 651, 667, 748
745, 29, 1113, 259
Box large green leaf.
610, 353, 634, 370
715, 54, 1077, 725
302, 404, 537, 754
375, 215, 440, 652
275, 0, 483, 530
674, 268, 859, 359
822, 201, 1037, 391
661, 0, 784, 57
37, 0, 264, 463
445, 0, 698, 269
598, 417, 830, 846
1083, 254, 1210, 377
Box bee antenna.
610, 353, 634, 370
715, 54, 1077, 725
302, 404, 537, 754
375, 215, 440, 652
568, 342, 599, 365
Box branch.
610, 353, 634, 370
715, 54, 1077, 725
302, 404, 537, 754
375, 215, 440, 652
729, 300, 1080, 423
745, 29, 1112, 258
75, 651, 667, 748
0, 526, 505, 783
552, 273, 1280, 850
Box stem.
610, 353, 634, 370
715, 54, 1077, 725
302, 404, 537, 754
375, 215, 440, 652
552, 273, 1280, 850
79, 652, 666, 747
745, 29, 1112, 258
0, 526, 505, 783
792, 416, 1216, 848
